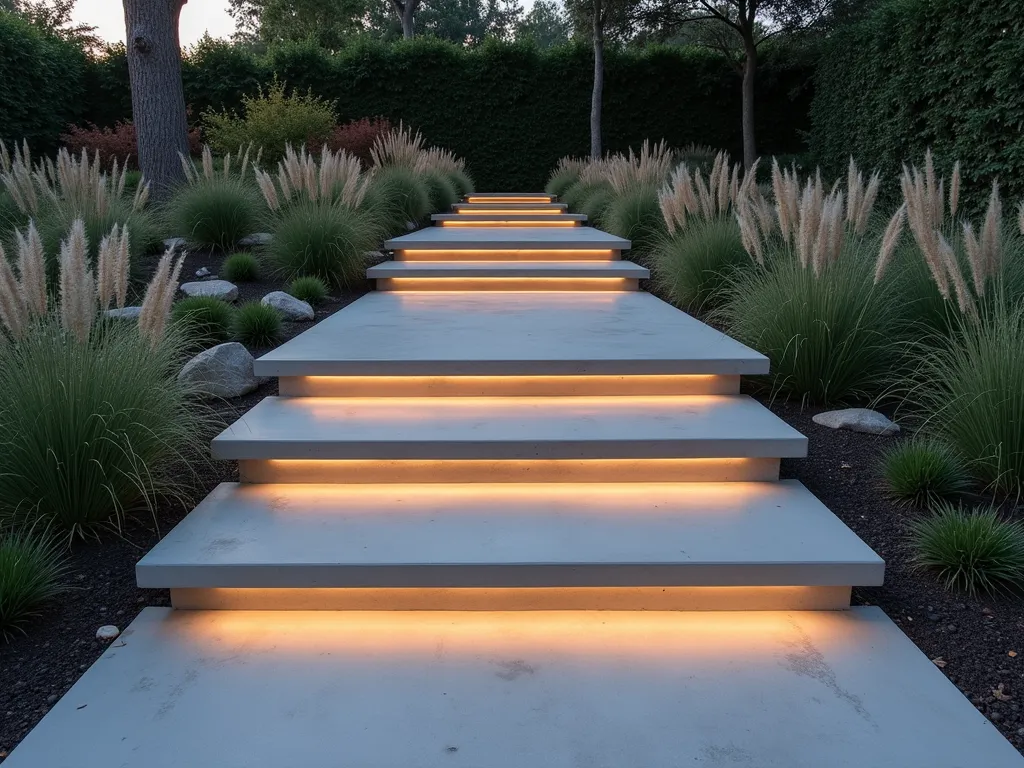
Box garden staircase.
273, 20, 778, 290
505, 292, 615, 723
7, 194, 1023, 767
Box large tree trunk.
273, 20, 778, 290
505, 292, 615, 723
741, 40, 757, 170
590, 0, 603, 160
391, 0, 416, 38
122, 0, 189, 202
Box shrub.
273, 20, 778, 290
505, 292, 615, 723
882, 438, 972, 505
221, 251, 261, 282
267, 200, 376, 287
717, 249, 900, 405
420, 169, 459, 213
546, 158, 586, 198
0, 318, 208, 537
203, 81, 336, 163
447, 168, 475, 198
365, 166, 430, 231
0, 526, 67, 640
166, 177, 264, 252
171, 295, 236, 346
652, 218, 750, 312
61, 121, 202, 169
288, 275, 329, 306
910, 502, 1024, 595
232, 301, 282, 346
601, 184, 665, 258
327, 117, 392, 167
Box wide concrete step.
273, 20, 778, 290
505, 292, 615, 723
211, 394, 807, 461
137, 480, 883, 591
464, 192, 555, 201
385, 225, 628, 253
367, 260, 648, 284
454, 202, 568, 212
254, 292, 768, 377
432, 213, 586, 225
7, 607, 1022, 768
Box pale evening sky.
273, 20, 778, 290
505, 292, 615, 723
72, 0, 237, 48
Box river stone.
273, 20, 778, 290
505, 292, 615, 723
239, 232, 272, 247
163, 237, 187, 253
96, 625, 121, 641
104, 306, 142, 320
812, 408, 900, 436
195, 266, 211, 278
178, 342, 260, 399
262, 291, 314, 321
180, 280, 238, 301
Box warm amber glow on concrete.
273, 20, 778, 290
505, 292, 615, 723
453, 208, 563, 215
377, 278, 637, 292
464, 196, 555, 204
397, 249, 618, 261
171, 585, 849, 611
278, 374, 741, 397
237, 457, 780, 484
440, 220, 580, 227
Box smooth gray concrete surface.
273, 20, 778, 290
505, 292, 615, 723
366, 260, 649, 279
454, 202, 568, 211
6, 607, 1022, 768
211, 394, 808, 460
385, 226, 628, 250
431, 214, 587, 222
254, 292, 769, 376
136, 480, 883, 588
463, 192, 554, 198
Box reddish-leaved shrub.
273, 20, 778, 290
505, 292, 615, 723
61, 121, 202, 168
326, 117, 393, 167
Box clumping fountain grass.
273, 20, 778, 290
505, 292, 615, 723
651, 218, 749, 312
165, 177, 264, 252
420, 169, 459, 213
366, 166, 430, 230
0, 526, 68, 640
232, 301, 282, 346
545, 161, 584, 198
221, 251, 261, 282
911, 502, 1024, 595
445, 168, 474, 199
882, 437, 973, 505
0, 318, 209, 538
171, 295, 236, 346
601, 184, 665, 258
288, 275, 329, 306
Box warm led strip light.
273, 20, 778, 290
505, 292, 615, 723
453, 208, 564, 215
376, 277, 637, 292
237, 457, 781, 484
277, 374, 741, 397
171, 585, 850, 612
397, 249, 618, 261
439, 220, 580, 227
464, 197, 555, 204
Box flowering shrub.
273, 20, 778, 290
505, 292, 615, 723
61, 121, 202, 169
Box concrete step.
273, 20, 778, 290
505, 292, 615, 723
464, 192, 555, 202
385, 226, 629, 258
367, 260, 647, 291
137, 479, 882, 606
453, 202, 567, 213
432, 213, 585, 226
255, 291, 768, 378
211, 394, 807, 462
7, 607, 1022, 768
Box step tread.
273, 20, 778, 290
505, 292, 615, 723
432, 213, 586, 222
211, 394, 807, 460
367, 260, 649, 279
254, 292, 768, 376
385, 226, 626, 250
6, 607, 1021, 768
464, 192, 553, 197
454, 202, 568, 211
137, 480, 882, 588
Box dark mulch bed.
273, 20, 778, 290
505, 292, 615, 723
2, 277, 1023, 759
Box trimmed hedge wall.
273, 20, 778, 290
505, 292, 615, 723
810, 0, 1024, 203
75, 38, 812, 190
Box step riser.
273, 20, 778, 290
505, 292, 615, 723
376, 278, 638, 292
464, 196, 555, 203
277, 374, 741, 397
438, 221, 581, 227
454, 204, 566, 212
396, 250, 620, 261
237, 458, 781, 483
169, 585, 851, 611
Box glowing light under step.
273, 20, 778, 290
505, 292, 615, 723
377, 277, 637, 292
397, 249, 618, 261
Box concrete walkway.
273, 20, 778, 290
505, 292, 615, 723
6, 194, 1022, 767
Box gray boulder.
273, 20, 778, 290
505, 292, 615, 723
239, 232, 272, 247
180, 279, 238, 302
163, 237, 187, 254
104, 306, 142, 321
178, 342, 260, 399
812, 408, 900, 436
262, 291, 314, 321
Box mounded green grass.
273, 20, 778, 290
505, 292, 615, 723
171, 295, 236, 347
652, 218, 750, 312
165, 178, 264, 252
446, 169, 475, 199
365, 166, 430, 232
601, 185, 665, 258
288, 275, 329, 306
420, 170, 460, 213
0, 526, 67, 641
545, 167, 581, 198
882, 437, 972, 505
221, 251, 261, 282
232, 301, 282, 347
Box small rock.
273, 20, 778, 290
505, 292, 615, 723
104, 306, 142, 321
195, 266, 211, 278
95, 625, 120, 641
983, 607, 995, 615
163, 237, 187, 253
46, 694, 58, 704
991, 712, 1004, 722
262, 291, 314, 321
947, 624, 957, 632
928, 614, 940, 622
238, 232, 272, 247
178, 342, 260, 399
812, 408, 900, 436
364, 250, 387, 265
179, 280, 238, 302
404, 220, 417, 231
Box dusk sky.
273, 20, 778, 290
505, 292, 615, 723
72, 1, 236, 47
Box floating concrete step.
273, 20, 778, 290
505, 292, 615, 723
454, 202, 567, 213
385, 226, 628, 256
7, 607, 1022, 768
211, 394, 807, 461
137, 480, 883, 599
464, 193, 555, 203
432, 213, 585, 225
255, 291, 768, 378
367, 260, 647, 290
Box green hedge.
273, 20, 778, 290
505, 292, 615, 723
76, 37, 813, 190
810, 0, 1024, 203
0, 11, 86, 151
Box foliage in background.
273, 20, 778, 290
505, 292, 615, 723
0, 525, 67, 640
327, 116, 393, 167
61, 121, 203, 170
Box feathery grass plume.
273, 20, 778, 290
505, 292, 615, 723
57, 219, 94, 342
845, 159, 880, 236
137, 249, 184, 348
1018, 201, 1024, 236
874, 203, 906, 284
901, 163, 949, 298
949, 161, 961, 220
735, 199, 764, 265
259, 144, 371, 212
95, 223, 130, 311
0, 243, 27, 339
980, 180, 1002, 279
962, 222, 985, 297
14, 222, 47, 318
658, 164, 698, 233
602, 140, 673, 194
414, 147, 466, 176
0, 140, 9, 174
771, 158, 800, 244
370, 123, 426, 169
114, 225, 130, 308
201, 145, 214, 180
938, 233, 975, 316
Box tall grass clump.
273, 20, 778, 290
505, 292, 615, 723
221, 251, 261, 282
365, 166, 430, 230
0, 219, 207, 537
171, 295, 235, 346
911, 501, 1024, 595
167, 145, 264, 252
232, 301, 282, 346
416, 147, 473, 199
288, 275, 329, 306
545, 157, 587, 198
882, 437, 972, 505
0, 526, 67, 640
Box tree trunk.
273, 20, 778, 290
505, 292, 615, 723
122, 0, 189, 202
391, 0, 416, 38
741, 41, 757, 170
590, 0, 603, 160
